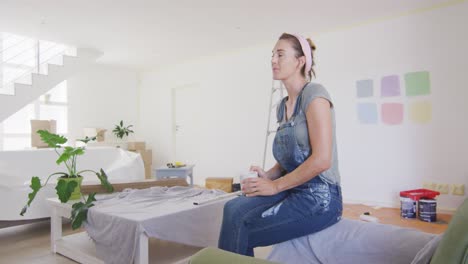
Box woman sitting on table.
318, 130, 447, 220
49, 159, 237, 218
218, 32, 343, 256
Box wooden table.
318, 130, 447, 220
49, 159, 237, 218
47, 197, 149, 264
48, 179, 190, 263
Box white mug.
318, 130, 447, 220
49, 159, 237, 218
240, 171, 258, 193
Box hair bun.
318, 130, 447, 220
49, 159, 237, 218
307, 38, 316, 51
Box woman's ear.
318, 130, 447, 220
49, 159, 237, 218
297, 56, 306, 70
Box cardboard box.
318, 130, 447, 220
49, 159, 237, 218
144, 165, 152, 179
83, 128, 107, 142
30, 120, 57, 148
137, 149, 152, 165
205, 177, 233, 193
128, 141, 146, 151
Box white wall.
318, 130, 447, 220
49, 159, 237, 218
139, 47, 273, 182
68, 64, 140, 145
315, 2, 468, 210
139, 2, 468, 210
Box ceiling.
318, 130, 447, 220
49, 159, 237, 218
0, 0, 454, 70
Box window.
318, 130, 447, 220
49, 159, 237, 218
0, 81, 68, 150
0, 33, 72, 151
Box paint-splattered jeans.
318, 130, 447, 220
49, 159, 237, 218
218, 176, 342, 256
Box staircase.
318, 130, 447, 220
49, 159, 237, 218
0, 34, 102, 122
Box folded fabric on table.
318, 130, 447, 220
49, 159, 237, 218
85, 186, 228, 264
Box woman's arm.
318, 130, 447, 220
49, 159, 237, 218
243, 97, 332, 196
266, 163, 285, 180
274, 97, 333, 192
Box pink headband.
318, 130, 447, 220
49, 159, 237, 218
292, 34, 312, 75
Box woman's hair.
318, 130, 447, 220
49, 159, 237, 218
279, 33, 316, 79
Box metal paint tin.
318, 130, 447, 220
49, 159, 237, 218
400, 196, 417, 218
419, 199, 437, 222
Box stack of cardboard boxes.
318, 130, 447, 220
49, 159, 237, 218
205, 177, 233, 193
127, 142, 153, 179
30, 120, 56, 148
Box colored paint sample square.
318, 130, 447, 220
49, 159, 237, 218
409, 101, 431, 123
381, 103, 403, 125
381, 75, 400, 97
356, 79, 373, 98
357, 103, 378, 124
405, 71, 430, 96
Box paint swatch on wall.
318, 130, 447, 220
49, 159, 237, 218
409, 101, 432, 123
356, 79, 373, 98
381, 75, 400, 97
381, 103, 403, 125
357, 103, 378, 124
405, 71, 430, 96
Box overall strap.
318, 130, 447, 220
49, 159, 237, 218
276, 97, 287, 123
276, 83, 309, 123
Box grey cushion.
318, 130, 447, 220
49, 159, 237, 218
267, 219, 435, 264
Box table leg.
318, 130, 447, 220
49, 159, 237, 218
50, 207, 62, 253
189, 172, 193, 186
134, 232, 149, 264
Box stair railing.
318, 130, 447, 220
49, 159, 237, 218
0, 32, 75, 94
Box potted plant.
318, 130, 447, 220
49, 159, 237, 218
20, 130, 114, 229
112, 120, 134, 140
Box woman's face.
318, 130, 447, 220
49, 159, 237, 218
271, 39, 303, 81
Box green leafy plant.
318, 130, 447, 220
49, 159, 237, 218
112, 120, 134, 140
20, 130, 113, 229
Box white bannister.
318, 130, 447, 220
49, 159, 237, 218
0, 32, 76, 94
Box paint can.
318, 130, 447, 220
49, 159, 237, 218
419, 199, 437, 222
400, 196, 417, 218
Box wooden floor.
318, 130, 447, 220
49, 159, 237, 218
0, 204, 452, 264
0, 220, 202, 264
343, 203, 452, 234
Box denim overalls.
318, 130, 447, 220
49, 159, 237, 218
219, 84, 343, 257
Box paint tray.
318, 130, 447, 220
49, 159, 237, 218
400, 189, 440, 201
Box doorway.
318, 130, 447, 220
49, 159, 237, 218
172, 83, 202, 164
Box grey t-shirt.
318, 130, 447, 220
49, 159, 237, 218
277, 82, 341, 185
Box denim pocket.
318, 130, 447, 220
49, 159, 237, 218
287, 180, 333, 218
273, 122, 308, 173
307, 180, 332, 209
